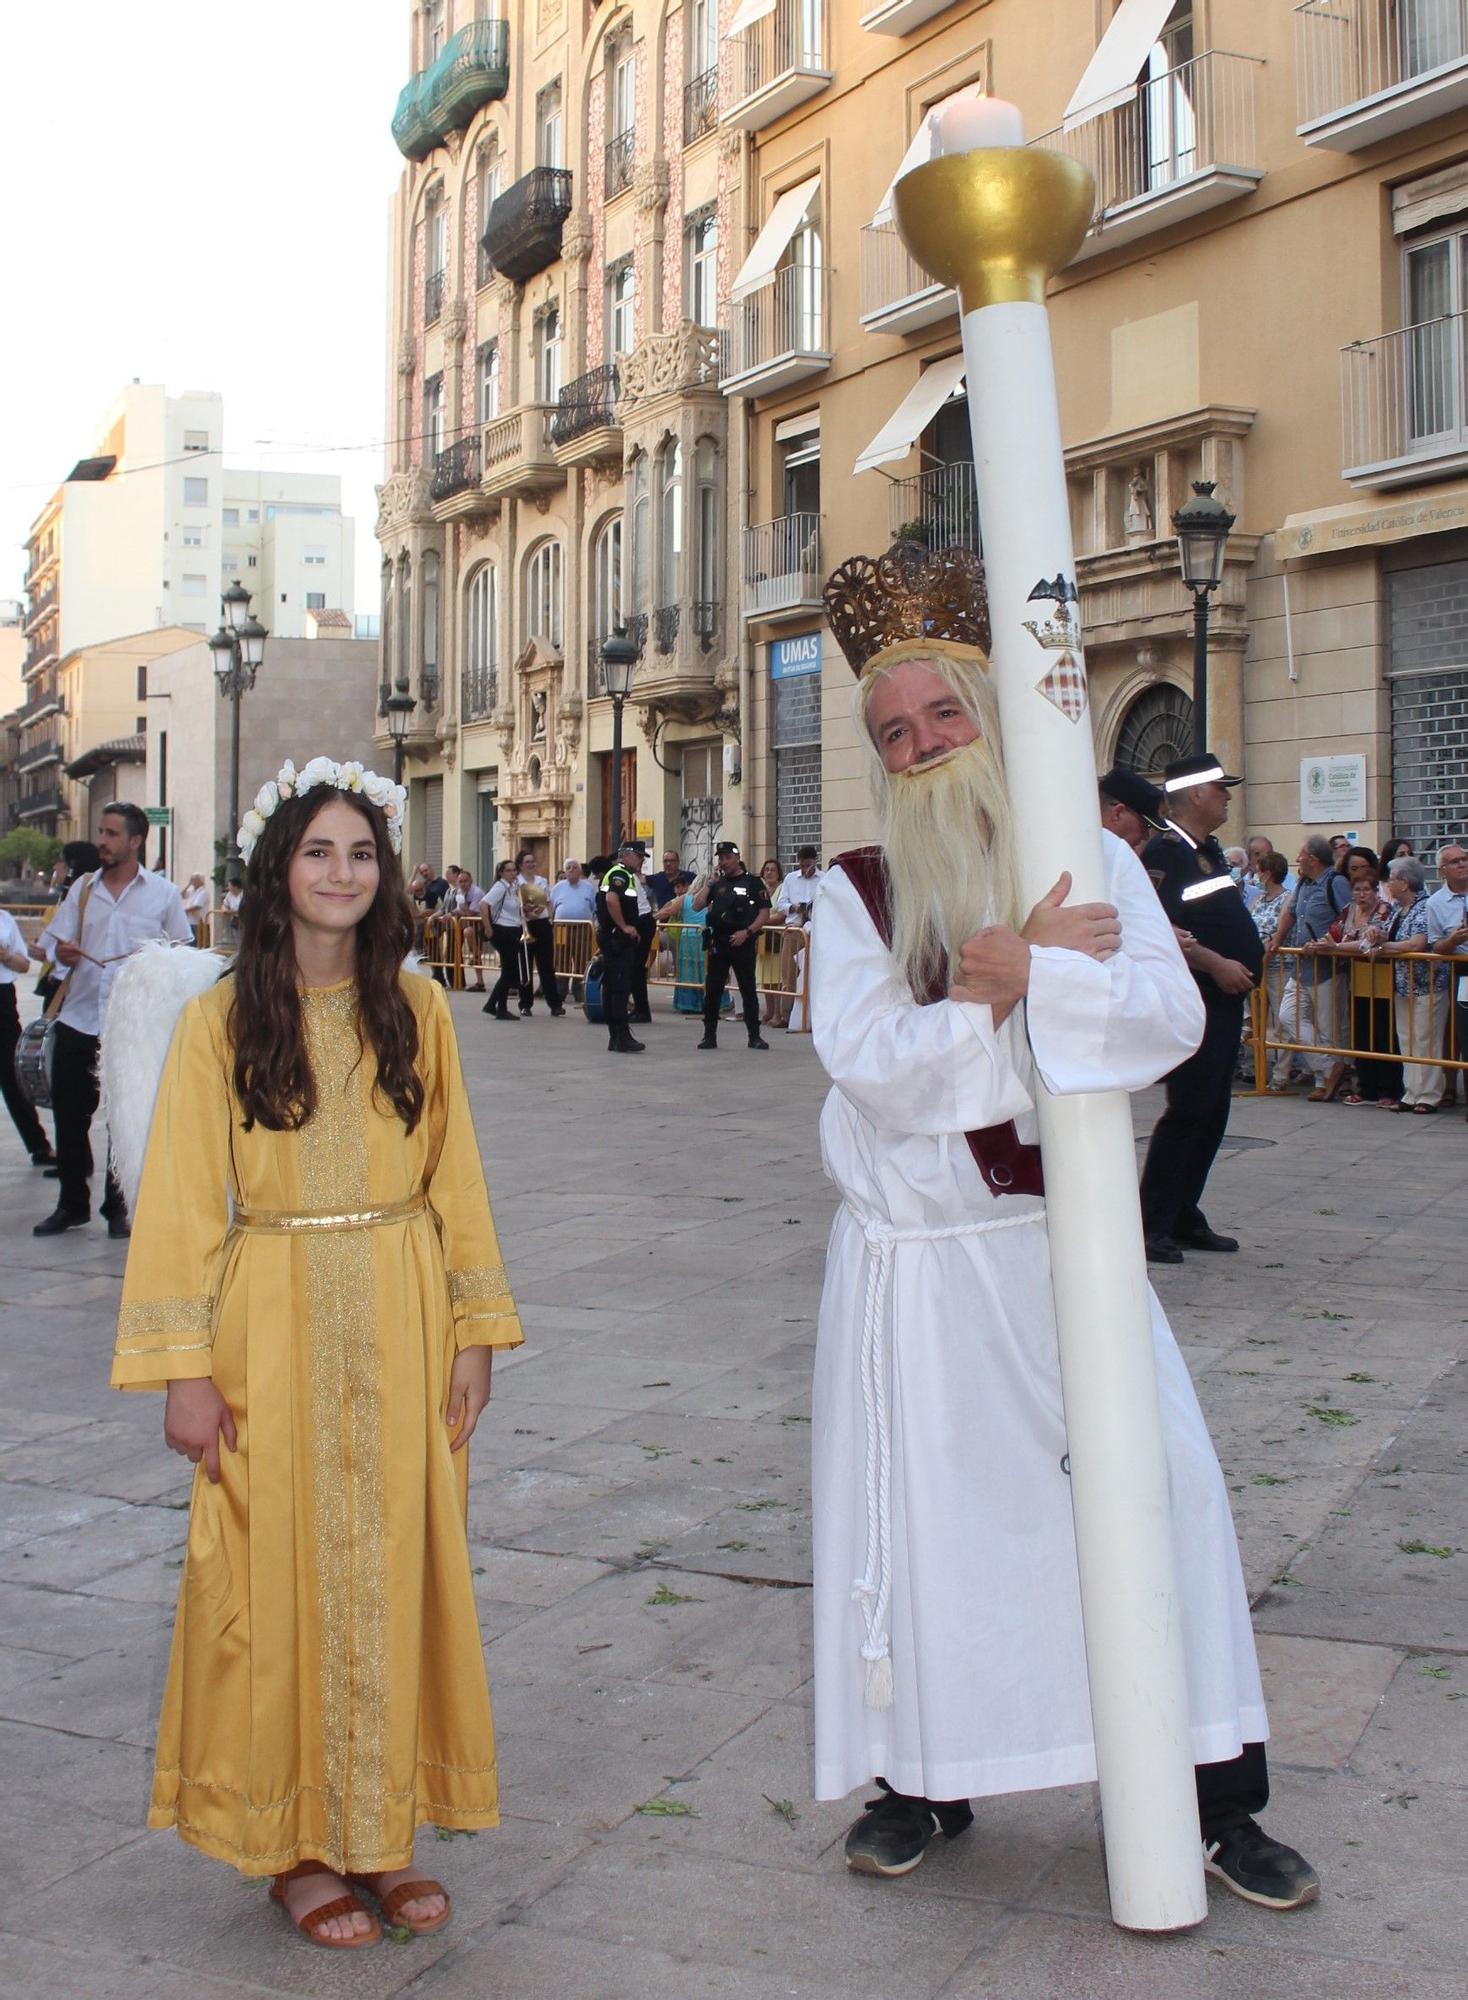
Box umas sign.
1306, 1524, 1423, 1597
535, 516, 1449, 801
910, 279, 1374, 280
770, 633, 822, 680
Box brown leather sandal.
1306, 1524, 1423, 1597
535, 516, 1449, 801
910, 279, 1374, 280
349, 1871, 452, 1936
269, 1862, 382, 1949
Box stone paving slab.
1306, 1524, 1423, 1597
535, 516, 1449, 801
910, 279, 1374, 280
0, 993, 1464, 1996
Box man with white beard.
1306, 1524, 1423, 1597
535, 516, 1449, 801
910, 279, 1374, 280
808, 545, 1317, 1913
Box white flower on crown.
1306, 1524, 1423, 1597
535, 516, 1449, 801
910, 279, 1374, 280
254, 780, 280, 817
234, 753, 408, 865
361, 771, 393, 809
276, 759, 298, 797
298, 755, 340, 792
336, 760, 366, 793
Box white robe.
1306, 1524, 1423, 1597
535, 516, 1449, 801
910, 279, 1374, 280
810, 831, 1268, 1805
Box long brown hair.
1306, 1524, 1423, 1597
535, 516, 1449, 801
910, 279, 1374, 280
230, 788, 423, 1133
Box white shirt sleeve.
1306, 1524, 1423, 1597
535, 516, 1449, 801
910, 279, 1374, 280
810, 867, 1034, 1137
1024, 831, 1206, 1095
162, 886, 194, 945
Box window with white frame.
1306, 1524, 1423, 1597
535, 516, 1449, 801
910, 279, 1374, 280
525, 540, 564, 647
630, 452, 650, 612
398, 557, 413, 692
425, 187, 448, 322
222, 555, 240, 573
424, 374, 446, 459
607, 258, 635, 360
422, 550, 441, 687
1402, 223, 1468, 443
537, 81, 563, 168
478, 338, 501, 422
592, 514, 624, 649
695, 438, 720, 635
658, 439, 683, 610
687, 207, 718, 328
1137, 3, 1196, 195
611, 41, 635, 139
690, 0, 718, 80
536, 306, 563, 404
306, 592, 326, 611
477, 141, 502, 285
182, 526, 204, 548
465, 562, 499, 714
183, 476, 208, 506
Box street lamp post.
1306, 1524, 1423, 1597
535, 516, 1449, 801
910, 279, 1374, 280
207, 584, 268, 865
383, 676, 417, 787
1171, 480, 1235, 756
600, 625, 639, 848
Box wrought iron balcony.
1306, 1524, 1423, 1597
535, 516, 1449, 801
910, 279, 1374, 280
1341, 309, 1468, 485
859, 222, 955, 335
24, 580, 58, 631
430, 436, 482, 502
888, 463, 981, 554
481, 167, 574, 284
462, 662, 500, 723
653, 604, 680, 653
625, 612, 649, 657
605, 128, 634, 199
424, 269, 445, 326
684, 66, 718, 144
723, 0, 832, 132
481, 403, 563, 499
392, 19, 511, 162
17, 738, 62, 775
1033, 51, 1262, 260
742, 513, 822, 622
17, 786, 62, 821
691, 600, 719, 652
1295, 0, 1468, 148
16, 687, 64, 726
723, 265, 831, 398
551, 364, 621, 468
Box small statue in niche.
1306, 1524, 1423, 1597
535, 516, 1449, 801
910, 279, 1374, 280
530, 689, 547, 741
1125, 466, 1153, 543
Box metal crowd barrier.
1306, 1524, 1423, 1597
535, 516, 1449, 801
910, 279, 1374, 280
1244, 942, 1465, 1093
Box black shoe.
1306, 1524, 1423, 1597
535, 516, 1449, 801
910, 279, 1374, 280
106, 1215, 131, 1240
844, 1786, 974, 1878
550, 1008, 566, 1018
747, 1036, 770, 1051
33, 1208, 88, 1237
485, 1006, 516, 1019
697, 1034, 718, 1050
609, 1033, 645, 1054
1204, 1821, 1319, 1911
30, 1150, 56, 1169
1145, 1236, 1184, 1264
1177, 1227, 1239, 1253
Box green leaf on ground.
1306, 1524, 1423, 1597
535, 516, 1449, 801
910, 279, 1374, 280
1419, 1665, 1451, 1679
737, 1498, 789, 1511
1306, 1404, 1358, 1426
717, 1540, 750, 1551
1344, 1371, 1375, 1383
636, 1798, 694, 1816
432, 1825, 479, 1840
647, 1582, 698, 1605
1398, 1540, 1454, 1559
1251, 1473, 1291, 1486
763, 1795, 800, 1825
386, 1924, 413, 1944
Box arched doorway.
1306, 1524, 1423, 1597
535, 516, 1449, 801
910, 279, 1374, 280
1114, 681, 1194, 776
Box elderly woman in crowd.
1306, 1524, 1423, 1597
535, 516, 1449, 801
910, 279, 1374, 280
1249, 851, 1295, 1093
1373, 854, 1448, 1113
1335, 850, 1401, 1106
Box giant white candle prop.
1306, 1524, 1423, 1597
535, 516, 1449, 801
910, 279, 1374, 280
894, 104, 1207, 1934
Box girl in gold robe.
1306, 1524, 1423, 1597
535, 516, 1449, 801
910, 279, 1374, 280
111, 762, 522, 1950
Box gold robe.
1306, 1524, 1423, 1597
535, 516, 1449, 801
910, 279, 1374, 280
111, 973, 522, 1877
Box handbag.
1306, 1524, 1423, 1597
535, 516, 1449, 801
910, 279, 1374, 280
15, 873, 95, 1111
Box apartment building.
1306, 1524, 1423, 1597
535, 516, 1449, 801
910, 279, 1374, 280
19, 385, 358, 838
381, 0, 1468, 875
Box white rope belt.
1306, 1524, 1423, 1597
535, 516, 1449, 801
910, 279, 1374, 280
850, 1205, 1046, 1710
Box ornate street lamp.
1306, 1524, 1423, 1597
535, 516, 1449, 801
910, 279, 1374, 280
209, 590, 269, 863
600, 624, 639, 848
1171, 480, 1235, 756
383, 676, 417, 787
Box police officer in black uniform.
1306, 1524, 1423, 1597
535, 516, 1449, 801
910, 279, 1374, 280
1138, 752, 1263, 1264
692, 842, 770, 1051
596, 852, 645, 1055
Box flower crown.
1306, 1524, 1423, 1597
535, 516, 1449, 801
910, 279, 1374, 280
236, 757, 408, 866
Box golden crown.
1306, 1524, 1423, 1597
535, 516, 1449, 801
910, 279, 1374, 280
822, 540, 990, 679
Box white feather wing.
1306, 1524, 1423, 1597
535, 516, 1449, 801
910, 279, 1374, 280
102, 943, 229, 1214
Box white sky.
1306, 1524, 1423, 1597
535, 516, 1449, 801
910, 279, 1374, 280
0, 0, 406, 615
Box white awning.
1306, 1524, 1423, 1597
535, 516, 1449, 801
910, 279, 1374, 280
730, 176, 821, 301
725, 0, 776, 38
872, 85, 981, 227
853, 353, 967, 475
1063, 0, 1175, 131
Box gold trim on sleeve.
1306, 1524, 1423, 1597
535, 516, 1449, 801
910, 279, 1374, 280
447, 1265, 512, 1305
116, 1296, 215, 1347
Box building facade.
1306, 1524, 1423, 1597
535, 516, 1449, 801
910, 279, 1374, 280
19, 385, 358, 838
381, 0, 1468, 874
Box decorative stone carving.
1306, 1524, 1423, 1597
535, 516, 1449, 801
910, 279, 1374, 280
561, 209, 595, 265
441, 298, 469, 349
1124, 465, 1153, 543
444, 127, 464, 163
719, 129, 743, 165
495, 277, 519, 312
397, 331, 418, 377
634, 157, 671, 215
375, 467, 435, 538
619, 321, 725, 413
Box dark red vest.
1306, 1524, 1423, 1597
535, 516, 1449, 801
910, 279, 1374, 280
831, 846, 1044, 1200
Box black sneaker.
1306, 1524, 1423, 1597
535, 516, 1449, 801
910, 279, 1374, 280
1204, 1821, 1319, 1911
747, 1036, 770, 1051
33, 1208, 89, 1237
697, 1034, 718, 1050
843, 1787, 973, 1878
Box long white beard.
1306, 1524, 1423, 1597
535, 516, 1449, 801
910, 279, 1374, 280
880, 739, 1022, 999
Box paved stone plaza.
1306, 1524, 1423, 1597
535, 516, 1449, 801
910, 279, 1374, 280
0, 991, 1464, 1998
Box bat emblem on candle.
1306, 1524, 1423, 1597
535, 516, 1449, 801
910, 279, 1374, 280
1021, 575, 1089, 724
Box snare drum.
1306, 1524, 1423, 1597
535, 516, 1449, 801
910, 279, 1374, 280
14, 1017, 53, 1109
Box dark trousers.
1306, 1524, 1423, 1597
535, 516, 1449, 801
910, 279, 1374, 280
704, 938, 761, 1040
51, 1021, 124, 1220
524, 917, 561, 1012
895, 1742, 1269, 1843
601, 932, 636, 1043
486, 925, 530, 1017
1351, 993, 1402, 1101
1139, 993, 1243, 1241
0, 987, 49, 1159
631, 916, 656, 1018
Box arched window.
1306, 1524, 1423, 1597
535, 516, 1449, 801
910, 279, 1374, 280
629, 453, 650, 613
593, 514, 624, 647
694, 439, 719, 649
1114, 681, 1194, 775
658, 439, 683, 611
397, 556, 413, 693
465, 563, 498, 719
380, 564, 394, 693
525, 540, 564, 648
421, 550, 441, 704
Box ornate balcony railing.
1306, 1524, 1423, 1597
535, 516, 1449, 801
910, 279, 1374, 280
462, 663, 500, 723
481, 402, 560, 496
625, 611, 649, 657
888, 463, 981, 554
1341, 309, 1468, 483
605, 127, 635, 199
551, 364, 620, 445
424, 269, 446, 326
742, 513, 822, 619
392, 19, 511, 162
481, 166, 574, 284
431, 436, 482, 502
1296, 0, 1468, 131
684, 66, 718, 143
620, 321, 726, 410
653, 604, 680, 653
692, 600, 719, 652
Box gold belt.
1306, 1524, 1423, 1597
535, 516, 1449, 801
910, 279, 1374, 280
232, 1191, 427, 1234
